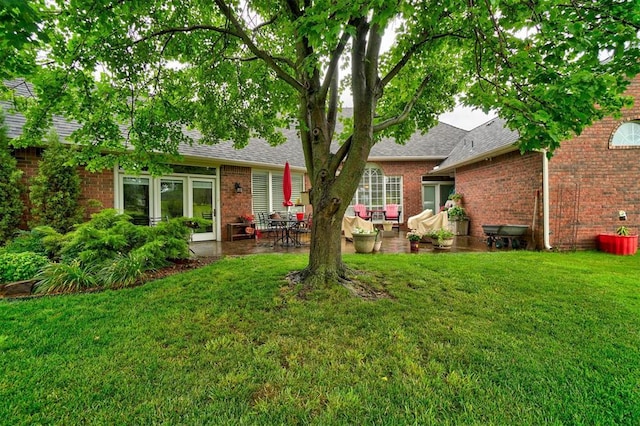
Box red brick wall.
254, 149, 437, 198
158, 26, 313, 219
220, 165, 253, 240
455, 151, 544, 248
13, 148, 114, 228
548, 76, 640, 249
377, 160, 442, 229
453, 76, 640, 251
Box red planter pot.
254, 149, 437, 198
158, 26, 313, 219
598, 234, 638, 256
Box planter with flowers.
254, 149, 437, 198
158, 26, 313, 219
448, 193, 463, 207
447, 206, 469, 236
240, 213, 255, 225
406, 230, 422, 252
352, 227, 378, 253
431, 228, 455, 249
598, 226, 638, 256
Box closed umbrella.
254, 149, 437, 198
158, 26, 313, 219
283, 161, 294, 212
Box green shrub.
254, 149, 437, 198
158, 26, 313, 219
100, 252, 150, 289
2, 226, 63, 258
59, 209, 148, 264
0, 252, 50, 284
34, 260, 97, 294
29, 133, 83, 233
0, 111, 25, 245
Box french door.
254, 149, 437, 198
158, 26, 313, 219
189, 178, 216, 241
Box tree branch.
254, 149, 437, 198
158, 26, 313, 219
319, 24, 354, 100
380, 31, 465, 88
373, 74, 432, 133
134, 24, 240, 44
213, 0, 304, 92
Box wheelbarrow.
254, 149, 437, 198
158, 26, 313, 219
482, 224, 529, 249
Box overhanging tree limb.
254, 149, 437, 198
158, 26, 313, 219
373, 74, 432, 133
213, 0, 304, 93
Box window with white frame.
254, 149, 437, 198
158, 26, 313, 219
610, 120, 640, 147
351, 165, 403, 211
252, 170, 304, 215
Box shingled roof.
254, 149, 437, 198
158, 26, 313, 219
3, 79, 518, 171
434, 117, 520, 173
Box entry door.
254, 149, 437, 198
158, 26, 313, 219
422, 183, 454, 212
190, 179, 216, 241
422, 185, 436, 212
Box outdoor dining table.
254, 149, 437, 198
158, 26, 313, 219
270, 218, 303, 247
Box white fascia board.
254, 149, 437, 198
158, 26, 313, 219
432, 145, 520, 174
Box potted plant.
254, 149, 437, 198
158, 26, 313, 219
598, 225, 638, 256
382, 221, 394, 233
406, 229, 422, 252
448, 193, 463, 206
447, 206, 469, 236
432, 228, 455, 249
352, 227, 377, 253
240, 213, 255, 224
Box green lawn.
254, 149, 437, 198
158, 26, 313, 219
1, 251, 639, 425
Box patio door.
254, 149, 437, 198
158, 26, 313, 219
190, 179, 216, 241
422, 183, 454, 212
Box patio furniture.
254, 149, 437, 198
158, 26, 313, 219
342, 215, 375, 239
383, 204, 401, 231
406, 209, 449, 237
353, 204, 371, 220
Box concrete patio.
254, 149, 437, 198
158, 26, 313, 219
189, 231, 493, 258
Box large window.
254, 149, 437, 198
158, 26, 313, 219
123, 177, 150, 225
610, 120, 640, 147
252, 170, 304, 215
351, 165, 403, 211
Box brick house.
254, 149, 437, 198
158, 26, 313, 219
435, 76, 640, 250
3, 76, 639, 248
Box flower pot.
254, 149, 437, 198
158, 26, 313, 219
409, 240, 420, 252
353, 233, 376, 253
450, 219, 469, 236
598, 234, 638, 255
382, 223, 393, 232
374, 240, 382, 252
434, 238, 454, 249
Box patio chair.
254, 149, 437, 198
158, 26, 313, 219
257, 212, 279, 243
294, 213, 312, 245
383, 204, 401, 231
353, 204, 371, 220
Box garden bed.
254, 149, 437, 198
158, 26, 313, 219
0, 256, 221, 299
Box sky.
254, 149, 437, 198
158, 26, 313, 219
438, 105, 496, 131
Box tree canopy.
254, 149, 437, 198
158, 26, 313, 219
6, 0, 640, 284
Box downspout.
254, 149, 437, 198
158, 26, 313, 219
542, 150, 552, 250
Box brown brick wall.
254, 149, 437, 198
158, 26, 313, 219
453, 76, 640, 251
376, 160, 442, 228
220, 165, 253, 240
455, 151, 544, 248
547, 76, 640, 249
13, 147, 114, 228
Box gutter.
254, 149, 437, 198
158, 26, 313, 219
542, 150, 552, 250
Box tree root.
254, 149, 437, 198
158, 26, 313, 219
286, 268, 391, 301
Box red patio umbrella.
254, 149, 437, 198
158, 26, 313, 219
283, 161, 294, 208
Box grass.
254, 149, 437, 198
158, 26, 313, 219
1, 251, 639, 425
